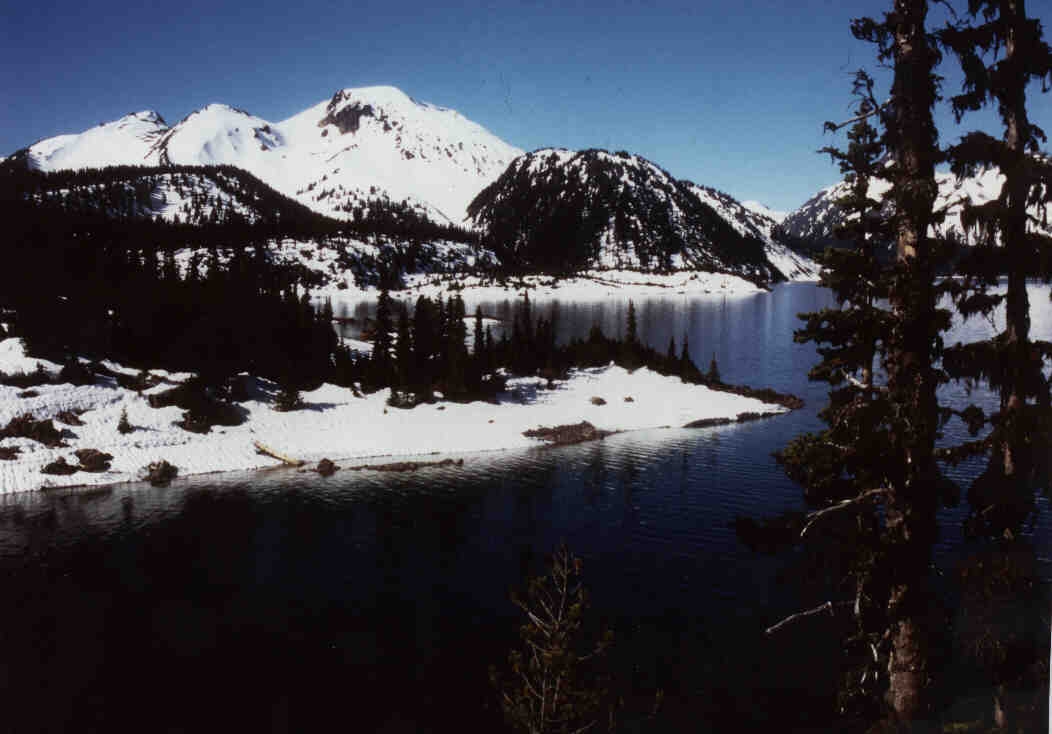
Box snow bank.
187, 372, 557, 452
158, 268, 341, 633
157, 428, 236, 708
0, 338, 786, 495
316, 269, 767, 308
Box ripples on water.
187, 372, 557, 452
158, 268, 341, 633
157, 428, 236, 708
1, 283, 1048, 732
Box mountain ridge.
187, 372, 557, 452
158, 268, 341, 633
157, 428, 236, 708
8, 88, 819, 285
780, 163, 1052, 250
11, 86, 523, 227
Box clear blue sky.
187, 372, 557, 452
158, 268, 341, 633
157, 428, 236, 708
3, 0, 1050, 212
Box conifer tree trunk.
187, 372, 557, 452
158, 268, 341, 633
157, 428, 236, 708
999, 0, 1033, 480
883, 0, 941, 720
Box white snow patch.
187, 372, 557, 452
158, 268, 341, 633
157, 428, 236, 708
741, 201, 787, 223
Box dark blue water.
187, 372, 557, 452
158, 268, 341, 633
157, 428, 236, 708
1, 284, 1048, 733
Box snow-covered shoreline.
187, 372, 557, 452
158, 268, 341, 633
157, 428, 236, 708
0, 338, 789, 495
152, 236, 817, 310
312, 268, 774, 309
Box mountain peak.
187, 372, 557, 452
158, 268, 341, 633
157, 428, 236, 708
185, 103, 256, 120
327, 85, 420, 113
119, 110, 167, 127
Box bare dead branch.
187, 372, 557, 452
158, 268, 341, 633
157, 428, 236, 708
800, 487, 891, 538
841, 369, 888, 392
765, 600, 837, 635
823, 98, 892, 132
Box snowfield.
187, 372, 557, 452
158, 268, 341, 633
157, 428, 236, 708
0, 338, 787, 495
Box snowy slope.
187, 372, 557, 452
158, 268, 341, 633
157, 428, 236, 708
781, 165, 1052, 247
25, 111, 168, 170
741, 200, 787, 223
16, 87, 522, 226
150, 104, 283, 167
687, 184, 818, 281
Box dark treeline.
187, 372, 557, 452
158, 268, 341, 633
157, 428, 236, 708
361, 293, 720, 409
0, 160, 491, 391
6, 225, 339, 391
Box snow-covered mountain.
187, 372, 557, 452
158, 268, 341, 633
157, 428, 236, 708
14, 86, 522, 226
467, 148, 818, 283
781, 165, 1052, 248
25, 111, 169, 171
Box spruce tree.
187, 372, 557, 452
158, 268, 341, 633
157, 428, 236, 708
394, 303, 413, 402
470, 305, 485, 392
484, 325, 495, 374
776, 73, 903, 721
706, 353, 721, 384
939, 0, 1052, 531
412, 295, 436, 399
117, 407, 132, 434
774, 1, 955, 722
626, 300, 638, 345
936, 3, 1052, 725
370, 288, 395, 388
274, 380, 304, 412
847, 4, 948, 719
473, 305, 485, 357
445, 295, 468, 395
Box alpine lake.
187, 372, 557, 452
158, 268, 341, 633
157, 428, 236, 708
0, 283, 1048, 732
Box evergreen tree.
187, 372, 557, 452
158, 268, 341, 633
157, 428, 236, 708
939, 0, 1052, 529
412, 295, 437, 400
274, 380, 304, 412
845, 4, 947, 719
490, 544, 616, 733
626, 300, 638, 345
445, 295, 468, 395
936, 4, 1052, 726
117, 407, 132, 434
473, 305, 485, 357
394, 302, 413, 400
370, 288, 395, 388
521, 291, 534, 349
772, 1, 957, 723
470, 305, 486, 391
706, 352, 721, 384
484, 325, 495, 374
435, 297, 449, 372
